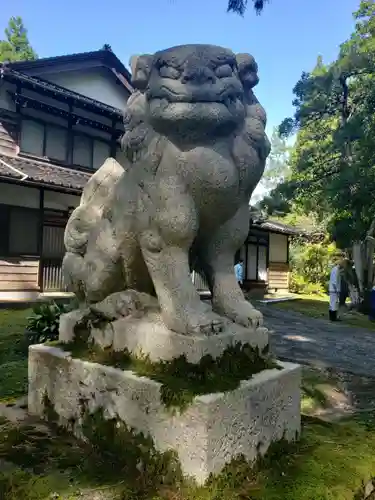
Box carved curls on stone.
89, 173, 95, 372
130, 51, 260, 91
235, 53, 259, 89
121, 91, 149, 160
130, 54, 153, 91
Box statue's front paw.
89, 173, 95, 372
165, 309, 226, 336
244, 306, 263, 328
214, 300, 263, 328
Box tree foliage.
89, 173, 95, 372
227, 0, 268, 15
289, 240, 337, 295
254, 127, 292, 214
0, 16, 37, 62
262, 128, 291, 191
277, 1, 375, 250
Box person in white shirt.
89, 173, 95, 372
329, 257, 344, 321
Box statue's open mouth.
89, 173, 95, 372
146, 78, 246, 130
147, 84, 243, 111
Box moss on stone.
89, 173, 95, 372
0, 406, 297, 499
55, 340, 279, 411
43, 392, 60, 423
81, 408, 184, 488
0, 404, 182, 499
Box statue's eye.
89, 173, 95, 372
159, 65, 180, 79
215, 64, 233, 78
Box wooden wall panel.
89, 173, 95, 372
0, 258, 39, 291
268, 262, 290, 291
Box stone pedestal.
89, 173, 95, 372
59, 309, 270, 363
28, 344, 301, 484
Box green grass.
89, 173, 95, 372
271, 294, 375, 330
0, 308, 31, 401
301, 367, 332, 413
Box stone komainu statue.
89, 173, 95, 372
63, 44, 270, 336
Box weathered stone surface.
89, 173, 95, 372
92, 312, 269, 363
62, 44, 271, 337
59, 296, 269, 362
60, 304, 269, 363
28, 345, 301, 484
365, 480, 375, 499
59, 308, 89, 343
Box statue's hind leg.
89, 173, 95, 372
199, 203, 263, 328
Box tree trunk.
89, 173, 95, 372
352, 241, 365, 292
352, 221, 375, 313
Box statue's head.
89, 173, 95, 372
130, 44, 259, 139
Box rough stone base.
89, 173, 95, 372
28, 345, 301, 484
59, 308, 269, 364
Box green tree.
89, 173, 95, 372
0, 16, 37, 62
289, 240, 337, 295
278, 0, 375, 304
256, 182, 293, 216
253, 127, 292, 214
262, 127, 291, 191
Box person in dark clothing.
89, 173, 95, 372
339, 277, 349, 308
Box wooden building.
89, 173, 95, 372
239, 219, 299, 294
0, 48, 132, 300
193, 218, 299, 296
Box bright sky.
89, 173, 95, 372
2, 0, 359, 134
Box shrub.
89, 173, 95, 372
289, 271, 306, 294
289, 240, 336, 294
26, 300, 75, 344
289, 271, 325, 296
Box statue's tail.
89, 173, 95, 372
64, 157, 124, 255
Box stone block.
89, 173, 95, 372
59, 308, 89, 344
28, 344, 301, 485
59, 308, 269, 364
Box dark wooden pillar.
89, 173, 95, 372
245, 240, 249, 280
15, 82, 22, 146
110, 117, 118, 158
66, 101, 73, 165
37, 188, 45, 290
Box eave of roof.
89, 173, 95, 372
0, 154, 92, 192
7, 49, 133, 92
252, 219, 302, 236
0, 66, 124, 118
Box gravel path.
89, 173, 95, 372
259, 304, 375, 377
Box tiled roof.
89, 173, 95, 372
252, 219, 302, 236
0, 154, 92, 192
